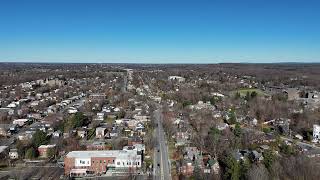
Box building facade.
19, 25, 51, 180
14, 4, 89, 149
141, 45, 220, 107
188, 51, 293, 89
64, 150, 141, 176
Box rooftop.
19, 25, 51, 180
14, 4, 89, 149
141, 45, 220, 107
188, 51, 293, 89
0, 146, 8, 153
66, 150, 138, 158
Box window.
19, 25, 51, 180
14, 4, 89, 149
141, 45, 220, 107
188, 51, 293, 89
137, 162, 140, 166
100, 160, 102, 163
128, 162, 131, 165
108, 160, 110, 163
79, 160, 85, 164
117, 162, 120, 165
92, 161, 94, 164
113, 160, 115, 163
104, 160, 106, 163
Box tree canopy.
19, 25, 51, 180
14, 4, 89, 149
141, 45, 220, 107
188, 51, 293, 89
32, 129, 48, 147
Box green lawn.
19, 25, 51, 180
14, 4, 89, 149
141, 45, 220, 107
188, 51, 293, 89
104, 117, 114, 124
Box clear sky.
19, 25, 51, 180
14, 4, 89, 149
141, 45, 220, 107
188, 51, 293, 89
0, 0, 319, 63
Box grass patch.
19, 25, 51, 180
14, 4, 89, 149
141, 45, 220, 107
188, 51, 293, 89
104, 117, 114, 124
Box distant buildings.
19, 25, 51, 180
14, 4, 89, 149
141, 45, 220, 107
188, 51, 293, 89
168, 76, 185, 83
89, 93, 106, 101
36, 78, 64, 87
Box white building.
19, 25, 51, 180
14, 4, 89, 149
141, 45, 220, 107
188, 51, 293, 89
168, 76, 185, 83
313, 124, 320, 143
9, 149, 18, 159
13, 119, 29, 127
114, 150, 141, 168
68, 107, 78, 114
96, 127, 107, 139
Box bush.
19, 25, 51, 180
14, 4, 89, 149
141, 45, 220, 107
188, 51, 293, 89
182, 100, 192, 108
25, 147, 37, 159
263, 127, 272, 133
263, 150, 275, 170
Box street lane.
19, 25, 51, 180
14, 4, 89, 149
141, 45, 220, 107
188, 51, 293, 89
153, 107, 171, 180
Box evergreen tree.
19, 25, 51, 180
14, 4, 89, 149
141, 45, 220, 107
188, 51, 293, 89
222, 154, 240, 180
32, 129, 48, 147
234, 123, 242, 137
263, 150, 275, 170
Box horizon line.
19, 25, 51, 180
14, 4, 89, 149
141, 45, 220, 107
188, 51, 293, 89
1, 61, 320, 65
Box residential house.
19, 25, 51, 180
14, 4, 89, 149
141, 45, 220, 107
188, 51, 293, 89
133, 115, 150, 123
53, 130, 62, 138
94, 112, 105, 121
313, 124, 320, 143
96, 127, 107, 139
9, 149, 19, 159
68, 107, 78, 114
89, 93, 106, 101
13, 119, 29, 127
77, 129, 87, 139
0, 124, 10, 136
204, 158, 220, 175
180, 163, 194, 176
175, 131, 189, 147
135, 122, 145, 136
250, 150, 264, 162
38, 144, 56, 158
216, 123, 229, 131
0, 108, 14, 116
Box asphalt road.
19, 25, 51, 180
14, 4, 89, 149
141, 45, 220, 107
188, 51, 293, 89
153, 108, 171, 180
122, 71, 128, 93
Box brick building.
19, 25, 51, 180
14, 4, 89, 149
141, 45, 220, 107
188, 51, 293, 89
64, 150, 141, 177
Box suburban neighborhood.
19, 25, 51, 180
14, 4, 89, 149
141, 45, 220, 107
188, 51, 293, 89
0, 63, 320, 180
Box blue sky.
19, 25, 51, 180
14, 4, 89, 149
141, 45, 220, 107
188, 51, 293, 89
0, 0, 319, 63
